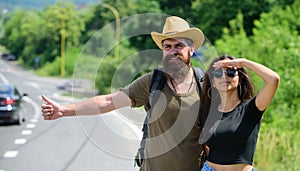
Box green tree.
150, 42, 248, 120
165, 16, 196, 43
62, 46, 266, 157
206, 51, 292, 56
84, 0, 161, 50
191, 0, 271, 43
19, 11, 45, 66
78, 0, 163, 94
42, 1, 85, 63
3, 10, 27, 57
250, 2, 300, 130
155, 0, 194, 20
2, 1, 85, 69
3, 10, 44, 66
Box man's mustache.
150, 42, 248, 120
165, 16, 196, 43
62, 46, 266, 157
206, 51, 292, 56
165, 54, 180, 60
164, 54, 183, 63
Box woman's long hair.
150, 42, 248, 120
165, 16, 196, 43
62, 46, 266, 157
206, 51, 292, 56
199, 55, 255, 128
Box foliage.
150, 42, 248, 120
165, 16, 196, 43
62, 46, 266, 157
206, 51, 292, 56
251, 3, 300, 132
85, 0, 162, 51
3, 10, 28, 57
36, 46, 82, 76
191, 0, 268, 43
157, 0, 194, 20
82, 24, 115, 57
2, 1, 85, 68
95, 42, 140, 94
191, 0, 295, 43
42, 2, 85, 62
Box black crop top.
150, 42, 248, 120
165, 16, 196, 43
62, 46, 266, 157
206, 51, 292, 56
203, 97, 265, 165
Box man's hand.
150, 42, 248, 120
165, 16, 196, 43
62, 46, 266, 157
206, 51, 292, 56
41, 95, 63, 120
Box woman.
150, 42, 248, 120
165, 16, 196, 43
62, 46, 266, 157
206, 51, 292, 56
199, 55, 280, 171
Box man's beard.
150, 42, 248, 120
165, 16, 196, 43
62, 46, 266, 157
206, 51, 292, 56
162, 54, 191, 82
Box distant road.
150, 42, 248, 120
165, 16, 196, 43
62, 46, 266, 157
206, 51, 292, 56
0, 59, 143, 171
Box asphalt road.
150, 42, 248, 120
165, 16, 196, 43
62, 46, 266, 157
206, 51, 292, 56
0, 59, 144, 171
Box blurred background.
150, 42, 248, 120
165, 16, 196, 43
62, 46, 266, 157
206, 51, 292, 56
0, 0, 299, 170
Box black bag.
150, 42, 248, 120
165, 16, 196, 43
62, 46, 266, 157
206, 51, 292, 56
134, 67, 205, 167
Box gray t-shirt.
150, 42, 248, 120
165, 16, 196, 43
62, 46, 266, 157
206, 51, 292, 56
121, 71, 203, 171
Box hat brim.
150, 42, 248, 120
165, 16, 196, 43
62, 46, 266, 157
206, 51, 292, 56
151, 28, 204, 50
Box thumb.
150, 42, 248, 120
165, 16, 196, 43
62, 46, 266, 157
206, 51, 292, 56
41, 95, 54, 105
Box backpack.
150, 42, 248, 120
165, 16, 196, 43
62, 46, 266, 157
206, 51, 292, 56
134, 66, 206, 167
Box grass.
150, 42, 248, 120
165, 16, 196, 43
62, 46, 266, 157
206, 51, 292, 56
254, 128, 300, 170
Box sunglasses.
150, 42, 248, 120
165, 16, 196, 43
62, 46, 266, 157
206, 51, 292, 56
213, 68, 238, 78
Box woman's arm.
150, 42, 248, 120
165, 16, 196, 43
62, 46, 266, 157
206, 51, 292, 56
41, 91, 131, 120
204, 144, 210, 156
240, 59, 280, 111
214, 58, 280, 111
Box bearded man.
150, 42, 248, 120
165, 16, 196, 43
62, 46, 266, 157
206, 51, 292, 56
41, 16, 206, 171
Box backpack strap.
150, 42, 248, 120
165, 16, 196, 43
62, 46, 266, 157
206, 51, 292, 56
148, 68, 167, 108
192, 67, 207, 166
142, 68, 166, 140
135, 68, 166, 167
193, 67, 205, 93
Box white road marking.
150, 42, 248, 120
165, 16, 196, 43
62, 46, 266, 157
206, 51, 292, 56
0, 64, 42, 162
3, 151, 18, 158
0, 73, 9, 84
25, 81, 40, 90
30, 118, 38, 123
23, 96, 40, 119
26, 123, 36, 128
14, 139, 27, 145
22, 130, 32, 135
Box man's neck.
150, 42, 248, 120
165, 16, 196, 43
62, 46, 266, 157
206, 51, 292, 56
167, 67, 194, 93
173, 67, 193, 83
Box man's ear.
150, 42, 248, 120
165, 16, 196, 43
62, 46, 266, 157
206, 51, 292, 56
189, 45, 195, 56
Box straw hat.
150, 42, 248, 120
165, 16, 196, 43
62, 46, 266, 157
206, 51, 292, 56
151, 16, 204, 49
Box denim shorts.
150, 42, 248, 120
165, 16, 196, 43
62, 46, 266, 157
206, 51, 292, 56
201, 161, 255, 171
201, 162, 215, 171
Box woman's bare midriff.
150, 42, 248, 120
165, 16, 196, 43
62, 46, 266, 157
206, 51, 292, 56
207, 161, 253, 171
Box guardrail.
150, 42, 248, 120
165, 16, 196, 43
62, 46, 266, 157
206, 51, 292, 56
56, 79, 99, 96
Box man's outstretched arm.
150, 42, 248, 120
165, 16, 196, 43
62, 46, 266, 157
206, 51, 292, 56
41, 91, 131, 120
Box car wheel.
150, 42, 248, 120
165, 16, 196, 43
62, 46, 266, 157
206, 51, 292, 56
16, 117, 25, 125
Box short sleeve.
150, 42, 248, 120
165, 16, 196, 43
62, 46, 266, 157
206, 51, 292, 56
245, 96, 265, 122
120, 72, 152, 108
